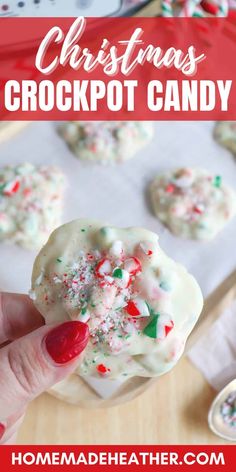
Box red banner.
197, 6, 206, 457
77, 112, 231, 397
0, 17, 236, 120
0, 445, 234, 470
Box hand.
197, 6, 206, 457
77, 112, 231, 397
0, 292, 89, 444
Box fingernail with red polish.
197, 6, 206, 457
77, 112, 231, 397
45, 321, 89, 364
0, 423, 6, 441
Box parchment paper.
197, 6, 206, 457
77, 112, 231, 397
1, 121, 236, 399
0, 120, 235, 298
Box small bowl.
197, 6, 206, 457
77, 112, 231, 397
208, 379, 236, 442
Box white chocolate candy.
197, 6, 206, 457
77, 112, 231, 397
150, 168, 236, 241
214, 121, 236, 155
60, 121, 153, 164
0, 163, 65, 250
31, 219, 203, 380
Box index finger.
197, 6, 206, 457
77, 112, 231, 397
0, 292, 44, 344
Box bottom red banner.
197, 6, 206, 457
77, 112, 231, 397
0, 445, 234, 471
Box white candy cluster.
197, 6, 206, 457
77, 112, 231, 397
60, 121, 153, 164
0, 163, 65, 249
150, 167, 236, 240
214, 121, 236, 156
31, 219, 203, 380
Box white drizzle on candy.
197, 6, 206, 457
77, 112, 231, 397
60, 121, 154, 164
150, 167, 236, 241
0, 162, 65, 249
31, 220, 203, 380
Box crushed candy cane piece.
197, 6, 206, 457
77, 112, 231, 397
113, 268, 130, 288
139, 241, 155, 257
193, 204, 204, 215
125, 298, 150, 318
165, 184, 175, 193
109, 240, 124, 259
123, 257, 142, 276
96, 364, 111, 376
95, 259, 112, 278
3, 178, 20, 196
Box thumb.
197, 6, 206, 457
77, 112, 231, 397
0, 321, 89, 419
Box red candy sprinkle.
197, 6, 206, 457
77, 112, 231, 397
87, 253, 94, 261
96, 364, 110, 375
12, 181, 20, 193
201, 0, 219, 15
23, 187, 31, 197
4, 179, 20, 196
125, 300, 140, 317
140, 242, 154, 257
193, 205, 203, 214
165, 184, 175, 194
99, 279, 113, 288
124, 257, 142, 276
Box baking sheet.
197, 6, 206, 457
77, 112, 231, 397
0, 120, 235, 298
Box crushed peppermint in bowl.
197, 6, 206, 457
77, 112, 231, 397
208, 379, 236, 442
150, 167, 236, 241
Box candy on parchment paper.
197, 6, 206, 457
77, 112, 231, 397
59, 121, 154, 164
31, 219, 203, 380
150, 167, 236, 240
214, 121, 236, 156
0, 163, 65, 250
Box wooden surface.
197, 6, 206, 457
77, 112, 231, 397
16, 272, 236, 443
14, 1, 236, 441
17, 357, 227, 445
134, 0, 162, 17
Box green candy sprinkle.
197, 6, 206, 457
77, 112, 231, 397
213, 175, 222, 188
145, 302, 156, 317
143, 314, 160, 339
81, 307, 87, 315
81, 228, 86, 232
56, 258, 62, 263
100, 227, 108, 235
198, 222, 208, 230
159, 281, 171, 292
0, 183, 6, 194
113, 268, 123, 279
